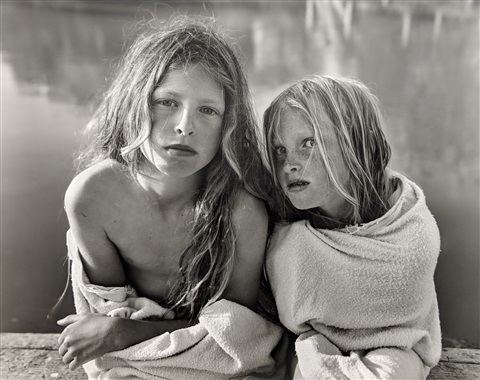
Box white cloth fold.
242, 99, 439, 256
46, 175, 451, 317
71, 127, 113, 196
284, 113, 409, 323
266, 172, 441, 379
67, 230, 285, 379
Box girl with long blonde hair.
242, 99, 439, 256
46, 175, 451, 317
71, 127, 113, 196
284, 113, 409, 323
57, 17, 271, 371
264, 75, 441, 379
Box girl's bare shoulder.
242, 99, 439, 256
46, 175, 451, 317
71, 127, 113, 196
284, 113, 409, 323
232, 189, 268, 233
64, 159, 132, 218
224, 189, 268, 308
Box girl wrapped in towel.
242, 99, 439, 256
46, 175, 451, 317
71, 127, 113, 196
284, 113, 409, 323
56, 18, 284, 379
262, 75, 441, 379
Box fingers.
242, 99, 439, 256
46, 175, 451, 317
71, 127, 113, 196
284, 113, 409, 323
58, 342, 68, 356
62, 348, 75, 365
57, 314, 80, 326
61, 350, 81, 370
59, 342, 84, 370
58, 331, 68, 347
58, 329, 75, 366
68, 356, 79, 370
108, 307, 135, 319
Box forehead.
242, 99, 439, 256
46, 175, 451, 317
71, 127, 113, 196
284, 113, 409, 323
272, 110, 313, 144
154, 64, 224, 101
272, 106, 338, 146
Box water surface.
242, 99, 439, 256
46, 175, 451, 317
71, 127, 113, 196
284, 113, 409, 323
1, 1, 478, 346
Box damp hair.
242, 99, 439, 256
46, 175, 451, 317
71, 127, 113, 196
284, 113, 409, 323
263, 75, 393, 228
78, 16, 269, 320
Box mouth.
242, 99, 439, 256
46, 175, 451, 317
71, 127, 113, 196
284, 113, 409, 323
286, 179, 310, 192
164, 144, 197, 157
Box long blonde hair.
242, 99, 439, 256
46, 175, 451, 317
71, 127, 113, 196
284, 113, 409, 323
263, 75, 393, 228
80, 16, 269, 319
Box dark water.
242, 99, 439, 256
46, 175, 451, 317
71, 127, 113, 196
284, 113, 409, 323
2, 1, 479, 346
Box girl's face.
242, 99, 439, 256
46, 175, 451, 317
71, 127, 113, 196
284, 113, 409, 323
142, 64, 225, 178
272, 110, 349, 218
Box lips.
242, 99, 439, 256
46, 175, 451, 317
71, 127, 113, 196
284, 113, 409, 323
164, 144, 197, 157
286, 179, 310, 192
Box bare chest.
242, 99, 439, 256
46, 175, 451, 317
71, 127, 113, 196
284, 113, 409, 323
106, 205, 193, 301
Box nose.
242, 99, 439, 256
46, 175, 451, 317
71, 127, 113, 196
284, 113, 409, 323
282, 154, 302, 173
175, 109, 195, 136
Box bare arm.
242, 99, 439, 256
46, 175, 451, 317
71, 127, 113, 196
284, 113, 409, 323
64, 172, 126, 287
58, 314, 192, 369
222, 190, 269, 310
61, 169, 179, 367
60, 182, 268, 368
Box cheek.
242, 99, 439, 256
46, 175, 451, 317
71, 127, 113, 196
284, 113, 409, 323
152, 110, 172, 128
330, 156, 349, 189
273, 162, 286, 185
210, 127, 222, 148
149, 123, 169, 145
140, 140, 158, 166
200, 127, 222, 157
303, 151, 325, 178
275, 172, 285, 191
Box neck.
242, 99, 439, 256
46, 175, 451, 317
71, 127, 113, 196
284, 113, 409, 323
309, 200, 352, 229
136, 163, 204, 211
323, 197, 350, 221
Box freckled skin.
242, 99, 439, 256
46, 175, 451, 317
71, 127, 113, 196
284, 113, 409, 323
273, 110, 349, 218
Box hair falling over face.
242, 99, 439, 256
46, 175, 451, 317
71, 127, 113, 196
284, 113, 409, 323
78, 16, 271, 320
263, 75, 394, 229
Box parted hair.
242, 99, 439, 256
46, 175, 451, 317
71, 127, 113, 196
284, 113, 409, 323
79, 16, 269, 319
263, 75, 393, 228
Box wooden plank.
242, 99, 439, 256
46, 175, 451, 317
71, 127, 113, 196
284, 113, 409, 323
1, 333, 59, 350
0, 347, 85, 379
0, 334, 84, 379
428, 361, 480, 379
439, 347, 480, 364
1, 333, 479, 379
428, 348, 480, 379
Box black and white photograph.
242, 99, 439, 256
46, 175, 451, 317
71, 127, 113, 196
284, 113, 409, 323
1, 0, 479, 379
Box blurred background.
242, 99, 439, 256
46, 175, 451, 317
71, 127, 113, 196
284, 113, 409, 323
1, 0, 478, 348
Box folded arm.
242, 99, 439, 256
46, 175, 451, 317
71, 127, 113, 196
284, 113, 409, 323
62, 177, 193, 367
294, 332, 428, 380
61, 185, 269, 369
57, 314, 192, 369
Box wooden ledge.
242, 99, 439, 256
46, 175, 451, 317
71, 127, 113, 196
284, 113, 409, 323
1, 333, 479, 379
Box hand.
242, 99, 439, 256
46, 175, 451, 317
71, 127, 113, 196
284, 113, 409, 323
57, 313, 119, 370
106, 297, 175, 320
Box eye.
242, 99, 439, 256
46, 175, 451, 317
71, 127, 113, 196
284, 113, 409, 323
199, 106, 220, 116
273, 146, 286, 157
303, 138, 316, 148
154, 99, 177, 108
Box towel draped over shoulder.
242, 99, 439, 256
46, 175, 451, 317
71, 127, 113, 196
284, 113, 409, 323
266, 171, 441, 377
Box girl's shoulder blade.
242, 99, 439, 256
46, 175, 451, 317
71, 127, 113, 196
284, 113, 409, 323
64, 159, 130, 218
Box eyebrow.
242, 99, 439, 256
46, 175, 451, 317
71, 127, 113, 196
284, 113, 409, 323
271, 137, 283, 146
152, 90, 223, 106
272, 132, 315, 146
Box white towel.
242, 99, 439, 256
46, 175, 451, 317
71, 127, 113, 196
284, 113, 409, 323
66, 230, 286, 379
267, 171, 441, 379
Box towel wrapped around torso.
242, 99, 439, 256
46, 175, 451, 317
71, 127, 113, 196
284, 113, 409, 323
66, 230, 287, 380
266, 172, 441, 379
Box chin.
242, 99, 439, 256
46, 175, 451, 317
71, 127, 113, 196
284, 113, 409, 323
288, 197, 318, 211
159, 160, 206, 177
